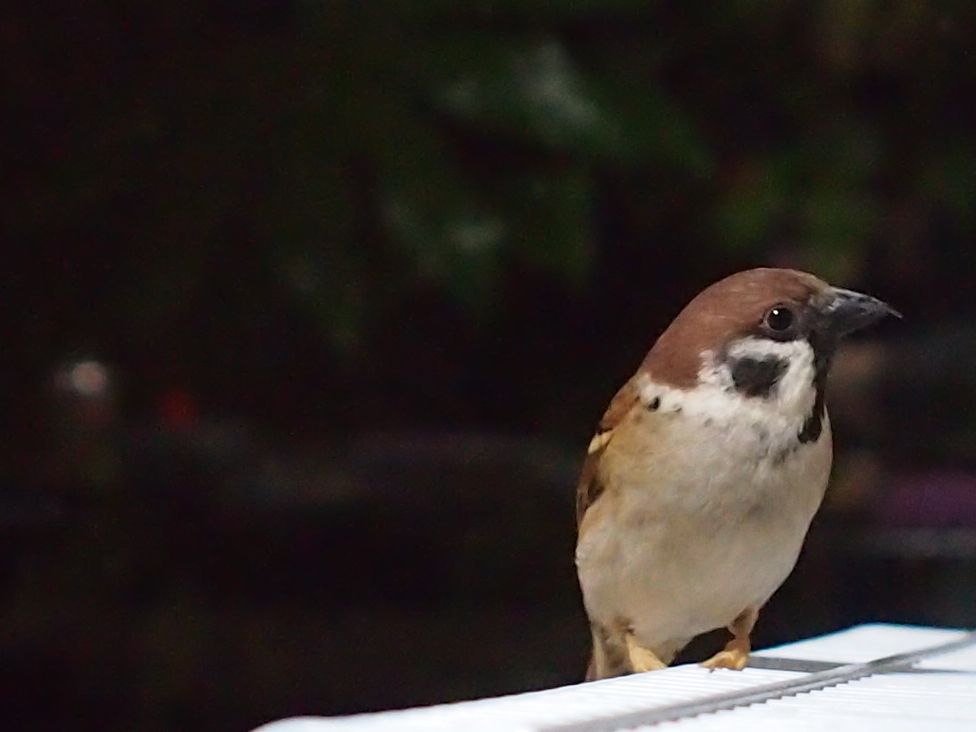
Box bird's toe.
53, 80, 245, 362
701, 645, 749, 671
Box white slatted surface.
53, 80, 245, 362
656, 672, 976, 732
255, 624, 976, 732
753, 624, 964, 663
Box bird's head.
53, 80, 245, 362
641, 268, 899, 441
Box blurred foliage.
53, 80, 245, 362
5, 0, 976, 392
6, 7, 976, 730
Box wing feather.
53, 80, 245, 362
575, 377, 641, 526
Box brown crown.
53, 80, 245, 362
641, 268, 829, 387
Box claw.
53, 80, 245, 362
701, 643, 749, 671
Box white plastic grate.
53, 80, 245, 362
255, 624, 976, 732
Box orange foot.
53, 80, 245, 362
625, 632, 667, 673
701, 638, 749, 671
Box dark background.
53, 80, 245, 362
4, 2, 976, 731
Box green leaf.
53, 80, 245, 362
426, 34, 711, 172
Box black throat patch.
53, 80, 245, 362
797, 336, 833, 443
729, 356, 788, 398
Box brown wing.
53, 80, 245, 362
575, 377, 641, 526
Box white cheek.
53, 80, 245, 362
725, 337, 818, 419
636, 337, 819, 453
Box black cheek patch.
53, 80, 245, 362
730, 356, 788, 398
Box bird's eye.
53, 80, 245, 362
764, 306, 795, 332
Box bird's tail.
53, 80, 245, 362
586, 623, 628, 680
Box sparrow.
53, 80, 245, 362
575, 268, 899, 680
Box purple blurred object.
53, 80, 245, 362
875, 471, 976, 527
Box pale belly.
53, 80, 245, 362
577, 416, 832, 652
622, 499, 815, 646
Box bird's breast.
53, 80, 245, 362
577, 404, 832, 646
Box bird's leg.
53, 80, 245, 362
701, 607, 758, 671
624, 630, 667, 673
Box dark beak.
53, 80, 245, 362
819, 287, 902, 338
